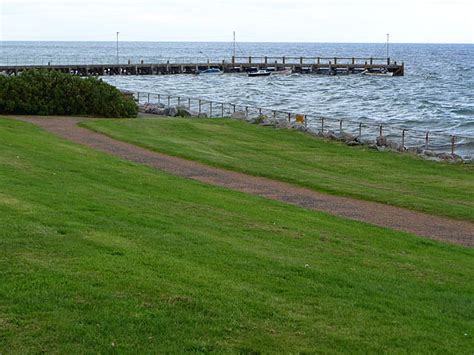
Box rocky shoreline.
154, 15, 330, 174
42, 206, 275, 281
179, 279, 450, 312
138, 103, 471, 164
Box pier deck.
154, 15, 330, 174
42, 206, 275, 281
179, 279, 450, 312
0, 56, 404, 76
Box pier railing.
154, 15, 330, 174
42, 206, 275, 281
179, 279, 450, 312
133, 91, 473, 158
0, 56, 399, 67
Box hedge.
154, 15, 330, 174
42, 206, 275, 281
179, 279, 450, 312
0, 70, 138, 118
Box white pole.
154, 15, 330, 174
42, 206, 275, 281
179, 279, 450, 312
233, 31, 236, 58
116, 32, 120, 64
386, 33, 390, 59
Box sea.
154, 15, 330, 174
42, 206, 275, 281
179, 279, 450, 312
1, 41, 473, 153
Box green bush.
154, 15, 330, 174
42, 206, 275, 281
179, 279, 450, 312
0, 70, 138, 118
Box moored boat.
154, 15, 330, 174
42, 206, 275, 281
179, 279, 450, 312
248, 70, 271, 77
198, 68, 223, 75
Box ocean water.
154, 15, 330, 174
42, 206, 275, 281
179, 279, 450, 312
1, 41, 473, 143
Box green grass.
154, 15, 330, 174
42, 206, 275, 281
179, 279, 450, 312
82, 117, 474, 222
1, 117, 473, 353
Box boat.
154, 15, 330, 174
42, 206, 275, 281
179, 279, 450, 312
248, 70, 271, 77
198, 68, 223, 75
362, 69, 394, 77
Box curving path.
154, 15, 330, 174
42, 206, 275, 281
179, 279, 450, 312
13, 116, 474, 247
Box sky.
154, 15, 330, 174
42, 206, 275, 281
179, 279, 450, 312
0, 0, 473, 43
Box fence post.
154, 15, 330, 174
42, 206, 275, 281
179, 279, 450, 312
358, 122, 362, 138
137, 92, 140, 103
232, 104, 236, 113
178, 96, 181, 106
288, 113, 291, 123
401, 129, 406, 148
210, 101, 213, 117
221, 103, 224, 117
379, 125, 383, 137
259, 108, 262, 116
339, 120, 343, 134
425, 131, 429, 149
158, 94, 161, 104
167, 96, 171, 107
304, 115, 308, 129
188, 98, 191, 109
321, 118, 325, 133
451, 135, 456, 155
199, 100, 202, 115
147, 93, 150, 103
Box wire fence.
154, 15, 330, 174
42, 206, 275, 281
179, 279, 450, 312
133, 91, 474, 159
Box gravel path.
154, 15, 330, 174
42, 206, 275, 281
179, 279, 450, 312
13, 116, 474, 247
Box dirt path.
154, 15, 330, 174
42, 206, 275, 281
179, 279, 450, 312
13, 116, 474, 247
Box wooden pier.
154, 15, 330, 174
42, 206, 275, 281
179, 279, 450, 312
0, 56, 404, 76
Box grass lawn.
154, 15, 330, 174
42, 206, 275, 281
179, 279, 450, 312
82, 117, 474, 222
0, 117, 473, 353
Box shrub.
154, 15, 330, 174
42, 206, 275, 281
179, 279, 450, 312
0, 70, 138, 118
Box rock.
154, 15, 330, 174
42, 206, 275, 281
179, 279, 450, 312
275, 118, 290, 129
261, 117, 277, 126
163, 106, 178, 117
422, 149, 436, 157
346, 140, 361, 146
376, 135, 388, 146
231, 111, 247, 120
176, 106, 192, 117
436, 152, 452, 160
197, 113, 208, 118
335, 132, 354, 142
386, 141, 401, 151
247, 115, 267, 124
325, 130, 337, 140
368, 143, 378, 150
406, 146, 423, 154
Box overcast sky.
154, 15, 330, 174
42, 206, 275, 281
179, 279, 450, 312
1, 0, 473, 43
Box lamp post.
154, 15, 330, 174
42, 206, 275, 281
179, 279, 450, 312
116, 32, 119, 64
386, 33, 390, 59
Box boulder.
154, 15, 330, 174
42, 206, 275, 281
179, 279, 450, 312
261, 117, 277, 126
275, 118, 290, 129
290, 121, 306, 132
376, 135, 388, 146
176, 106, 192, 117
163, 106, 178, 117
231, 111, 247, 120
248, 115, 267, 124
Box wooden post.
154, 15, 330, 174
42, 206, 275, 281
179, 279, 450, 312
210, 102, 213, 117
248, 56, 252, 64
300, 57, 303, 64
451, 136, 456, 155
264, 56, 268, 64
232, 56, 235, 64
352, 57, 355, 65
370, 58, 373, 65
317, 57, 320, 65
334, 57, 337, 65
282, 56, 286, 64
